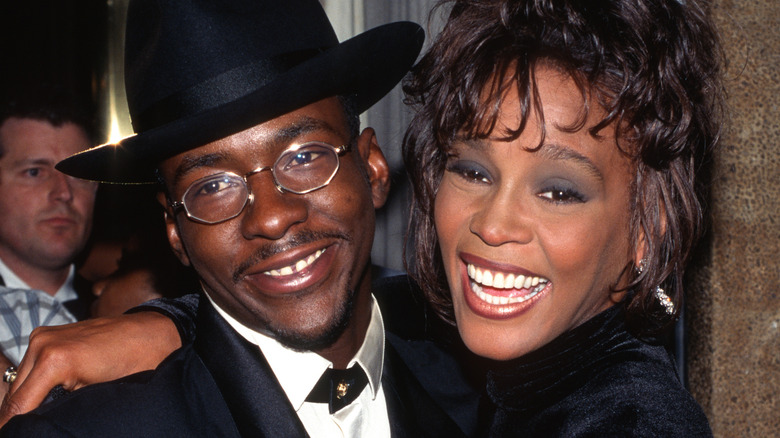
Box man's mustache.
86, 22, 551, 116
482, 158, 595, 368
232, 229, 351, 282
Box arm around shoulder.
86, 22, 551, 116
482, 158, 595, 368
0, 309, 182, 427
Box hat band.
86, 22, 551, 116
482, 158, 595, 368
132, 49, 322, 133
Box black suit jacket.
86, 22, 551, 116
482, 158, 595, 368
1, 283, 473, 437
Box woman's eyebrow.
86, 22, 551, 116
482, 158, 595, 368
452, 137, 489, 151
453, 137, 603, 180
538, 143, 604, 180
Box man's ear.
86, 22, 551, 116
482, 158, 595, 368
356, 128, 390, 209
156, 191, 191, 267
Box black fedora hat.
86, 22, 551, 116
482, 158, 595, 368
57, 0, 424, 183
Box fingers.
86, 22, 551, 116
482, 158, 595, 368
0, 327, 68, 427
0, 378, 49, 428
0, 348, 45, 427
0, 325, 81, 427
0, 313, 181, 426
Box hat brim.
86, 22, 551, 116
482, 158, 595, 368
57, 21, 424, 183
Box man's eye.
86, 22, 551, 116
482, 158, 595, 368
24, 168, 42, 177
285, 150, 325, 169
193, 176, 239, 196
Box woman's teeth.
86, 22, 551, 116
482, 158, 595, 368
467, 263, 548, 305
467, 264, 547, 290
265, 249, 325, 277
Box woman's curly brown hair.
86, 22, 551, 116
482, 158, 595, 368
402, 0, 725, 337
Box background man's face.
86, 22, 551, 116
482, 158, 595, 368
0, 118, 97, 272
159, 98, 388, 351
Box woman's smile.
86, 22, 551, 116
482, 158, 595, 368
434, 65, 636, 361
459, 252, 551, 319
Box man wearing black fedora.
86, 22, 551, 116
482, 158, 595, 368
0, 0, 474, 436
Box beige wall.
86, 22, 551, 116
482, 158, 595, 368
687, 1, 780, 436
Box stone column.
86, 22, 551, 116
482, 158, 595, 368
687, 1, 780, 436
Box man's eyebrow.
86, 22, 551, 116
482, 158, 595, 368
172, 152, 230, 187
170, 116, 343, 186
272, 116, 343, 145
11, 158, 56, 167
538, 143, 604, 180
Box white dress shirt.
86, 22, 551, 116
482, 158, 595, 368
208, 293, 391, 438
0, 258, 79, 305
0, 258, 79, 364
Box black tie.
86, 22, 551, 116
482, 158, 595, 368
305, 365, 368, 414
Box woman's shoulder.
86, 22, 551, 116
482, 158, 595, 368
558, 341, 712, 437
513, 318, 713, 437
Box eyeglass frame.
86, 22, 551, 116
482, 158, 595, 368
166, 141, 351, 224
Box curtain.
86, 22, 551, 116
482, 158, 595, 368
323, 0, 443, 272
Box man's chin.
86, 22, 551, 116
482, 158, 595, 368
265, 288, 357, 352
269, 324, 348, 352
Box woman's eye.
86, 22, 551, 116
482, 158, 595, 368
445, 160, 492, 184
538, 187, 586, 203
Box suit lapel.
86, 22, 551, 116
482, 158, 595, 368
194, 299, 309, 437
62, 274, 95, 321
383, 336, 468, 437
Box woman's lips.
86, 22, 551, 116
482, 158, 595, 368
459, 253, 551, 319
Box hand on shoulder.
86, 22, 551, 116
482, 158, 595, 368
0, 312, 180, 427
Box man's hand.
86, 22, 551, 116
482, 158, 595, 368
0, 312, 180, 427
0, 353, 13, 403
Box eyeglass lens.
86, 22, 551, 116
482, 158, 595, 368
181, 142, 341, 223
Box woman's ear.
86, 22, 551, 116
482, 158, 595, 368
633, 196, 668, 270
634, 230, 647, 271
356, 127, 391, 209
157, 192, 191, 267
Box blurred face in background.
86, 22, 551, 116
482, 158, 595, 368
92, 267, 161, 318
0, 118, 97, 276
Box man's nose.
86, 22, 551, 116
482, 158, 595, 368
239, 173, 308, 240
49, 171, 75, 202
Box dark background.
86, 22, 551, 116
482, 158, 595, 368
0, 0, 107, 111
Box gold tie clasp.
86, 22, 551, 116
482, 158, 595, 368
336, 380, 350, 399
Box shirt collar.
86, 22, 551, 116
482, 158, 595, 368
0, 257, 77, 302
206, 292, 385, 411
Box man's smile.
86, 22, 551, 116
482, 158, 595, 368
264, 248, 325, 277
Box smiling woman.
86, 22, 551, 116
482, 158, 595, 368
403, 0, 725, 435
434, 67, 637, 362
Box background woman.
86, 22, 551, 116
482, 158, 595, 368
403, 0, 724, 435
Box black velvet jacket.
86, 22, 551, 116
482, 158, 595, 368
130, 279, 710, 437
2, 278, 475, 437
478, 306, 712, 437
